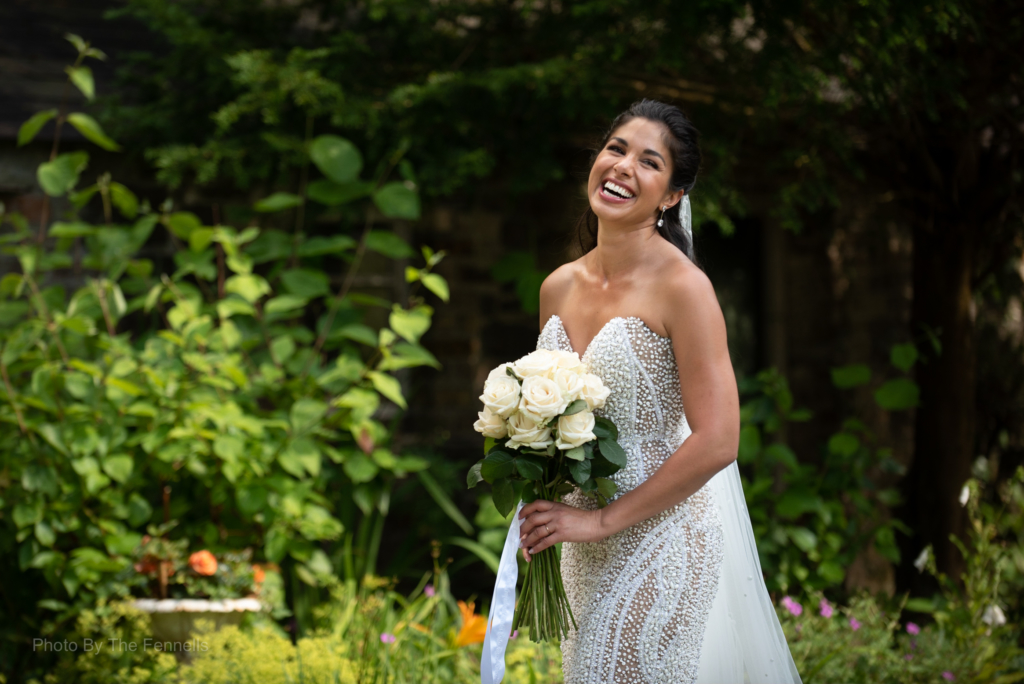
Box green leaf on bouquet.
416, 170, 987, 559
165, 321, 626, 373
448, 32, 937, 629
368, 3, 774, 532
481, 449, 515, 482
514, 454, 545, 480
594, 416, 618, 441
596, 478, 617, 499
483, 436, 496, 456
561, 399, 588, 417
520, 481, 539, 504
467, 462, 484, 489
492, 477, 516, 517
597, 439, 627, 468
578, 478, 598, 493
568, 458, 591, 485
564, 446, 585, 462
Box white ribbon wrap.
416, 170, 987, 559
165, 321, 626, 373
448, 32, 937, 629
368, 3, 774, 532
480, 500, 525, 684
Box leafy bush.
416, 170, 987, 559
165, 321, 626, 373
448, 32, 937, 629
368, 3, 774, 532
782, 466, 1024, 683
0, 35, 450, 676
739, 352, 917, 593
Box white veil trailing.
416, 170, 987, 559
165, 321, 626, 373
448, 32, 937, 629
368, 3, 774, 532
695, 461, 803, 683
685, 197, 802, 684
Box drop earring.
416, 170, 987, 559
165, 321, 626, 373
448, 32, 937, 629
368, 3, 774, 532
657, 206, 665, 227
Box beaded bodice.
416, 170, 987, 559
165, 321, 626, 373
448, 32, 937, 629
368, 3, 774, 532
537, 314, 723, 684
538, 314, 691, 498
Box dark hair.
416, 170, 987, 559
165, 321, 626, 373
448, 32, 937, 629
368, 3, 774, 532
575, 99, 702, 264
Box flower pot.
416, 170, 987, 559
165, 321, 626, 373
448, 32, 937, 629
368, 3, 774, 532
130, 598, 264, 661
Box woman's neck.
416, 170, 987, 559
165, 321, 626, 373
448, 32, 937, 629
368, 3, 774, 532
589, 219, 662, 283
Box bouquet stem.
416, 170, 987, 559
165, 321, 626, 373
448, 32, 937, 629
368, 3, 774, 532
511, 482, 578, 642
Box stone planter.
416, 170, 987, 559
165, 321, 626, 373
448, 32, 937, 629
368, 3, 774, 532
131, 598, 264, 659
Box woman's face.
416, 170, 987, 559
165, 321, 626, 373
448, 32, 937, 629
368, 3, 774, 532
587, 117, 682, 228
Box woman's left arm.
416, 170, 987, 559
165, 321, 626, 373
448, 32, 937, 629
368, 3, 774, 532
519, 267, 739, 561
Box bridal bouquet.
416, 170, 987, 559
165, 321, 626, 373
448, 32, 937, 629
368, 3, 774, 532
468, 348, 627, 641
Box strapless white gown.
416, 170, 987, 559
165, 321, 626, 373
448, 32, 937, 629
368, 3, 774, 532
536, 314, 801, 684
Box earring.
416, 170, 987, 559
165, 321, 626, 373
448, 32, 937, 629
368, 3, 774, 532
657, 206, 665, 227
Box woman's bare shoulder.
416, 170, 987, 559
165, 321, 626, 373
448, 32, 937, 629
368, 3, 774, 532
658, 254, 722, 337
539, 260, 582, 329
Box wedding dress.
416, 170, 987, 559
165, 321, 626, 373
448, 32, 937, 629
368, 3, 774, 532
533, 314, 802, 684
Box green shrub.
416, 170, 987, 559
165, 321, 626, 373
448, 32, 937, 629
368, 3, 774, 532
0, 35, 450, 677
782, 466, 1024, 683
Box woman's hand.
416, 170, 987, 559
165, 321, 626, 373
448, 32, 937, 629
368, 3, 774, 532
518, 499, 605, 562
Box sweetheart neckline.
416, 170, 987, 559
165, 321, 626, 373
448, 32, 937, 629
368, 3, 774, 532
547, 313, 671, 360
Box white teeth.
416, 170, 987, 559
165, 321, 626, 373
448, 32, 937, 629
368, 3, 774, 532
603, 181, 634, 198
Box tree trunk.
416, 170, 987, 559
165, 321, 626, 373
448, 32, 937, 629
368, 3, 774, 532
899, 217, 975, 590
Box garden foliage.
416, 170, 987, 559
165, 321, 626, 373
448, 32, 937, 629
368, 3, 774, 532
0, 34, 450, 672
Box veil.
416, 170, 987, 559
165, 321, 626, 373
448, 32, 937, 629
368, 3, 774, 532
696, 461, 803, 683
683, 198, 802, 683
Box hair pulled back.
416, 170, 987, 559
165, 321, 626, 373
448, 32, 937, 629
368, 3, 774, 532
575, 99, 702, 263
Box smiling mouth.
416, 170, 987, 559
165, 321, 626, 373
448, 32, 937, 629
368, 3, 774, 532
601, 180, 635, 200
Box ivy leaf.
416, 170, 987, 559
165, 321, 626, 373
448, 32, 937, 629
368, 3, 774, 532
890, 343, 918, 372
66, 66, 95, 100
365, 230, 415, 258
831, 364, 871, 389
66, 113, 120, 151
309, 135, 362, 183
874, 378, 919, 410
389, 305, 432, 343
37, 151, 88, 197
373, 181, 419, 220
17, 109, 58, 147
306, 179, 373, 206
109, 183, 138, 219
420, 273, 449, 302
254, 192, 302, 213
367, 370, 406, 409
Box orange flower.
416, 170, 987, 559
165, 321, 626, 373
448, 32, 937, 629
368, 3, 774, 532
252, 564, 265, 585
188, 550, 218, 576
454, 600, 487, 647
134, 557, 158, 574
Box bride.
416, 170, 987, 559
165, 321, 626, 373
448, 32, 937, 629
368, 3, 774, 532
515, 100, 802, 684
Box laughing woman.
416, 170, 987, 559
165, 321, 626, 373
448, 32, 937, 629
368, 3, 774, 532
517, 100, 802, 684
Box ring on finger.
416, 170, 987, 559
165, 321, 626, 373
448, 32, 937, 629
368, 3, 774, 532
544, 524, 551, 534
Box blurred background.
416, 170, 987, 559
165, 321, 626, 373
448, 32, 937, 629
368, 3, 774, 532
0, 1, 1021, 682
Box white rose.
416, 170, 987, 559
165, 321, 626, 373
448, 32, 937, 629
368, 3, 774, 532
505, 410, 553, 450
479, 375, 521, 419
473, 407, 507, 439
579, 373, 611, 410
511, 349, 559, 379
486, 363, 515, 383
556, 410, 596, 450
551, 350, 585, 374
519, 375, 570, 421
553, 368, 586, 404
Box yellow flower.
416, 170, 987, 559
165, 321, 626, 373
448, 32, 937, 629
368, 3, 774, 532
454, 600, 487, 647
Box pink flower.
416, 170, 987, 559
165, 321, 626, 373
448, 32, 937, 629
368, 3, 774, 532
819, 599, 833, 619
781, 596, 803, 616
942, 673, 955, 681
904, 654, 913, 661
380, 632, 396, 644
906, 622, 920, 635
424, 584, 435, 598
849, 617, 861, 631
